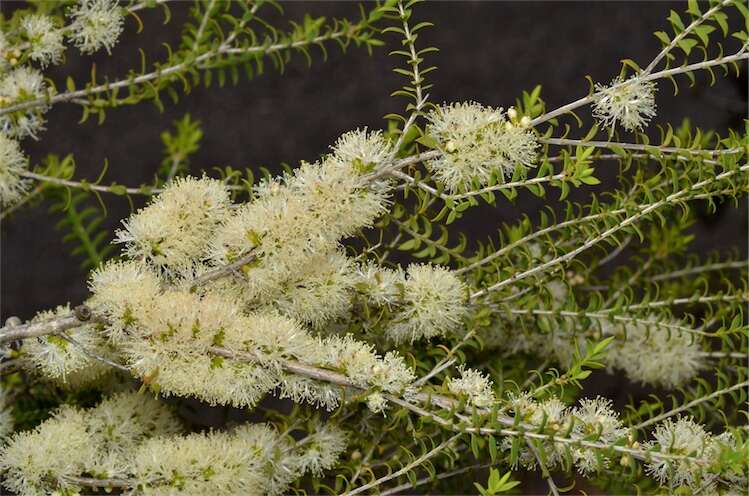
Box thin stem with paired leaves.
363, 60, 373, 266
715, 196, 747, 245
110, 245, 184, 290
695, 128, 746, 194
470, 165, 749, 299
343, 434, 462, 496
634, 380, 749, 430
526, 439, 561, 496
530, 48, 749, 128
642, 0, 732, 75
0, 25, 375, 118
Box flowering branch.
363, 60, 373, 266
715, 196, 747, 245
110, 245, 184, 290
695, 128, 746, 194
531, 48, 749, 127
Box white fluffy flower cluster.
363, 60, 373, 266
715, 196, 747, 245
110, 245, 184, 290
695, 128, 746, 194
110, 131, 412, 334
134, 422, 346, 496
0, 133, 29, 205
425, 101, 539, 192
67, 0, 125, 54
331, 128, 393, 172
0, 67, 49, 139
354, 262, 468, 343
603, 316, 704, 389
271, 250, 357, 328
644, 417, 744, 492
205, 130, 391, 323
21, 15, 65, 67
288, 422, 348, 477
569, 397, 628, 475
116, 177, 232, 276
87, 260, 163, 341
448, 366, 496, 408
0, 392, 347, 496
592, 76, 657, 132
20, 305, 116, 388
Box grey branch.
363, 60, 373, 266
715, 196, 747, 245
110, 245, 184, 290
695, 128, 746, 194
0, 305, 103, 346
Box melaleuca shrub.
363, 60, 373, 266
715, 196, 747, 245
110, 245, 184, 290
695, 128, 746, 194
0, 1, 747, 495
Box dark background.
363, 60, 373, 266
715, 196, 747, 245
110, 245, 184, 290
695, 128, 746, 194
0, 2, 746, 494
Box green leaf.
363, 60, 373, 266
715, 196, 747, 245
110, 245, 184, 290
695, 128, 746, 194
415, 134, 440, 149
714, 12, 729, 36
687, 0, 701, 17
475, 469, 522, 495
693, 25, 716, 45
676, 38, 699, 55
654, 31, 671, 45
580, 175, 601, 185
668, 10, 685, 33
398, 239, 419, 251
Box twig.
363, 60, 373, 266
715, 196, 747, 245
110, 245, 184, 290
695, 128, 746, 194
470, 165, 749, 298
542, 139, 743, 157
379, 462, 492, 496
634, 380, 749, 430
526, 439, 561, 496
0, 251, 258, 345
646, 260, 748, 282
57, 332, 130, 373
61, 475, 136, 489
531, 49, 749, 127
0, 306, 102, 346
343, 433, 462, 496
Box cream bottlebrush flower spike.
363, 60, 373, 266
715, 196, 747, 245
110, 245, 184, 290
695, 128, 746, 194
87, 258, 416, 413
491, 312, 704, 390
353, 262, 405, 307
123, 291, 286, 408
592, 76, 657, 132
425, 101, 539, 192
644, 417, 720, 489
329, 128, 394, 174
116, 176, 232, 276
87, 259, 163, 342
271, 250, 358, 328
569, 397, 628, 475
207, 130, 391, 308
133, 423, 347, 495
0, 392, 181, 496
